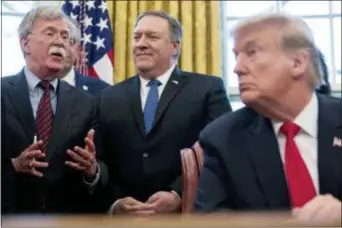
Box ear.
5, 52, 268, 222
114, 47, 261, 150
172, 40, 180, 56
290, 50, 310, 79
20, 37, 30, 55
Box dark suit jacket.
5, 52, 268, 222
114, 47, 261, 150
195, 94, 342, 212
95, 67, 232, 210
74, 70, 110, 97
1, 70, 101, 214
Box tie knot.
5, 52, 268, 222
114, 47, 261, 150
147, 79, 161, 87
39, 80, 52, 91
280, 121, 301, 137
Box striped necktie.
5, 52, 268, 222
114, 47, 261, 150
36, 80, 53, 153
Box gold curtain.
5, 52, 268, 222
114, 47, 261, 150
107, 1, 222, 84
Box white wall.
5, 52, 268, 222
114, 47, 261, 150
34, 1, 59, 7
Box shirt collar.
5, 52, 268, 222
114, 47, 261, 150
272, 93, 318, 137
139, 64, 176, 88
24, 66, 58, 92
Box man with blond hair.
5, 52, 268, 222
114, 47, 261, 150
1, 6, 104, 213
195, 13, 341, 225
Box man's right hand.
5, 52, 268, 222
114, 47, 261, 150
113, 197, 155, 216
11, 140, 48, 177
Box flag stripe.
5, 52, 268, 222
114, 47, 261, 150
62, 0, 114, 84
93, 53, 113, 84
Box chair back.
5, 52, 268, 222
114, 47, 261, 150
180, 142, 204, 213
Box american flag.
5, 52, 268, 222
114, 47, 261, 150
62, 0, 114, 84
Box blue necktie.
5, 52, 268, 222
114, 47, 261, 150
144, 79, 161, 133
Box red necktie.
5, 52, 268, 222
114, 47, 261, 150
36, 81, 53, 154
281, 122, 316, 208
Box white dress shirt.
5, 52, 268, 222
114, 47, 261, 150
139, 64, 176, 110
24, 67, 58, 118
272, 93, 319, 193
63, 68, 75, 86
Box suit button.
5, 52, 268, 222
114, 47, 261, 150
143, 153, 148, 158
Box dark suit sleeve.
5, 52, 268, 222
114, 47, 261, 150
1, 97, 16, 213
92, 96, 127, 211
169, 77, 232, 197
206, 77, 232, 123
194, 132, 231, 212
169, 177, 182, 197
90, 98, 108, 189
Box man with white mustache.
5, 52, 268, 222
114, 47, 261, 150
1, 6, 105, 214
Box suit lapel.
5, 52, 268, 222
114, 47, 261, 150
317, 94, 342, 197
246, 113, 290, 209
126, 76, 145, 137
46, 81, 76, 160
7, 71, 36, 141
153, 67, 187, 130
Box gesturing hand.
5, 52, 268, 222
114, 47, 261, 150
65, 129, 97, 177
12, 140, 48, 177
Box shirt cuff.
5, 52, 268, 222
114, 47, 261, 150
83, 163, 100, 187
108, 199, 120, 215
171, 190, 181, 199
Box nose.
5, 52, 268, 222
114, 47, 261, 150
233, 55, 247, 77
53, 36, 67, 48
134, 35, 149, 48
51, 33, 69, 47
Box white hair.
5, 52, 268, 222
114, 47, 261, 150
231, 12, 320, 89
66, 16, 81, 43
18, 6, 67, 39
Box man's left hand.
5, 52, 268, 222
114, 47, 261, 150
292, 194, 342, 226
145, 191, 181, 213
65, 129, 97, 177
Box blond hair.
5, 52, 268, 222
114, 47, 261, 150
231, 13, 320, 89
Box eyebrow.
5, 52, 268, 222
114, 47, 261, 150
41, 26, 69, 33
233, 40, 258, 51
243, 40, 258, 49
133, 30, 160, 36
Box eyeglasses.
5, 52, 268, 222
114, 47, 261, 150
29, 30, 73, 45
69, 37, 77, 46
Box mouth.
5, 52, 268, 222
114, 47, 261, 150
136, 53, 152, 57
50, 52, 63, 57
239, 83, 255, 91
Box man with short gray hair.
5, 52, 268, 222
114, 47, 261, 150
195, 13, 341, 225
59, 17, 110, 97
1, 6, 104, 214
95, 10, 231, 215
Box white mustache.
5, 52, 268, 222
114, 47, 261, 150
48, 46, 66, 58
